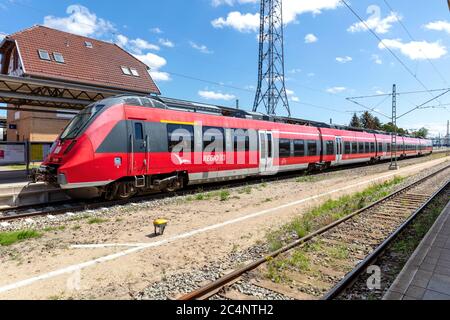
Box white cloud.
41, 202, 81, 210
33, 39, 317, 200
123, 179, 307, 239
134, 52, 171, 81
212, 0, 341, 32
129, 38, 160, 53
133, 52, 166, 70
424, 20, 450, 35
150, 27, 163, 34
289, 68, 302, 74
375, 90, 386, 95
212, 0, 258, 6
307, 72, 315, 77
115, 34, 129, 48
282, 0, 342, 24
379, 39, 447, 60
159, 38, 174, 48
190, 41, 214, 54
43, 5, 115, 37
336, 56, 352, 63
286, 89, 300, 102
198, 90, 236, 101
212, 11, 260, 33
371, 54, 383, 64
326, 86, 346, 94
304, 33, 318, 44
0, 32, 6, 41
150, 71, 171, 81
347, 8, 401, 34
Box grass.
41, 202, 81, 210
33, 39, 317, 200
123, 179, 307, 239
220, 190, 231, 201
187, 189, 232, 202
266, 176, 405, 252
87, 217, 108, 224
43, 226, 66, 232
296, 174, 319, 183
72, 225, 81, 231
0, 230, 42, 246
392, 199, 447, 255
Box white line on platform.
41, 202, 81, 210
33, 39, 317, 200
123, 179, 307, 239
71, 243, 146, 249
0, 159, 447, 295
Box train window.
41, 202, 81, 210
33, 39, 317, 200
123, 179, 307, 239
233, 131, 250, 152
387, 143, 391, 153
307, 140, 318, 156
268, 134, 273, 158
378, 143, 383, 152
60, 103, 106, 140
134, 123, 144, 140
123, 97, 142, 106
351, 143, 357, 154
358, 142, 364, 154
203, 127, 225, 152
344, 142, 351, 154
167, 124, 194, 152
294, 140, 305, 157
365, 142, 370, 153
326, 141, 334, 155
279, 139, 291, 158
370, 143, 375, 153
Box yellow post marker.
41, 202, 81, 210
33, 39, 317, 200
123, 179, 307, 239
153, 219, 168, 236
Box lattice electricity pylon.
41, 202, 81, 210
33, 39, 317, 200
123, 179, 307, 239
253, 0, 291, 117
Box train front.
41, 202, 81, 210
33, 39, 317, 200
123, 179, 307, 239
30, 101, 107, 190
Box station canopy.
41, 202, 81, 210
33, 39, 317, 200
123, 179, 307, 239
0, 74, 153, 112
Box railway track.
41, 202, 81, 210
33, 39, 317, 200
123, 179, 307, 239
0, 154, 444, 223
177, 164, 450, 300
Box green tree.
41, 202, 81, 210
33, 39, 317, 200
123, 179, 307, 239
360, 111, 378, 129
412, 127, 429, 138
349, 113, 362, 128
373, 117, 382, 130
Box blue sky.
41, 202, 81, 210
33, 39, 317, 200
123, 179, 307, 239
0, 0, 449, 136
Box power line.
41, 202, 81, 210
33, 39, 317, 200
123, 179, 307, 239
398, 89, 450, 119
382, 0, 449, 86
340, 0, 438, 99
347, 87, 450, 100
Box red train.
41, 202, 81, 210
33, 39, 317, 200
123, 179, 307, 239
31, 95, 433, 199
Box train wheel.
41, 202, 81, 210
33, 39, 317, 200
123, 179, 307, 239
164, 177, 184, 193
117, 182, 135, 199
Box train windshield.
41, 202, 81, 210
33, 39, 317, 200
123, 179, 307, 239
60, 103, 105, 140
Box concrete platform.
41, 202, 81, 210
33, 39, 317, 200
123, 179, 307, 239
384, 200, 450, 300
0, 180, 70, 209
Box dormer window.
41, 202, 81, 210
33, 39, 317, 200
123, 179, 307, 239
53, 52, 65, 63
85, 41, 93, 48
130, 68, 140, 77
121, 66, 131, 75
38, 49, 50, 61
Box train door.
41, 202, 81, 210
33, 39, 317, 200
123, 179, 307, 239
259, 131, 274, 174
129, 121, 148, 180
335, 137, 343, 164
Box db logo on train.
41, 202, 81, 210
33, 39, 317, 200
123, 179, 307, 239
0, 150, 4, 159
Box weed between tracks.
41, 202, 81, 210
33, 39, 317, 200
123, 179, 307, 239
265, 176, 405, 284
0, 230, 42, 246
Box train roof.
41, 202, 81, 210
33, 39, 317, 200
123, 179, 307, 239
108, 94, 426, 140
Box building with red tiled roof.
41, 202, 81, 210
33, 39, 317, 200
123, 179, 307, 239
0, 25, 160, 142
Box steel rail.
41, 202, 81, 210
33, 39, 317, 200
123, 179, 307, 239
322, 179, 450, 300
178, 164, 450, 300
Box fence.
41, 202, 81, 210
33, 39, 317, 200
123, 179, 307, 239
0, 141, 53, 168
